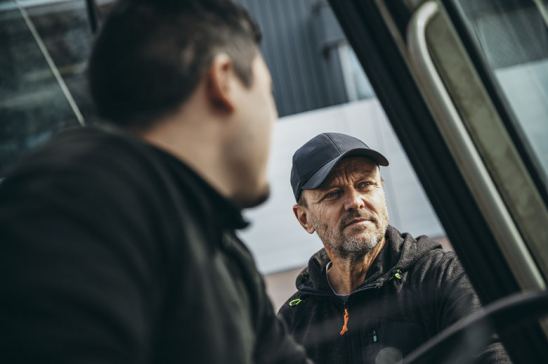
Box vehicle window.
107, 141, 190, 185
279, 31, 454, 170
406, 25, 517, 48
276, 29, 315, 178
0, 0, 117, 174
1, 0, 81, 173
450, 0, 548, 181
434, 0, 548, 287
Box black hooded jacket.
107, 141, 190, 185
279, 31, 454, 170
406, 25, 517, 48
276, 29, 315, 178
278, 226, 509, 363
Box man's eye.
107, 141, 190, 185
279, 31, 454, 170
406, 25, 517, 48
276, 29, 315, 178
324, 190, 341, 200
357, 181, 375, 190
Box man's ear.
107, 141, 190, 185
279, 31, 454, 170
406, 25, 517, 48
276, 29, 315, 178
206, 53, 236, 113
293, 203, 315, 234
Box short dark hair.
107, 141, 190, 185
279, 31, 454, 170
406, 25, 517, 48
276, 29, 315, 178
88, 0, 261, 129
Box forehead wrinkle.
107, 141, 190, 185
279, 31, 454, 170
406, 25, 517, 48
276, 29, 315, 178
322, 157, 378, 188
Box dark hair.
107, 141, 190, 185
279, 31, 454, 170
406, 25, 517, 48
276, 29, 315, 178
88, 0, 261, 129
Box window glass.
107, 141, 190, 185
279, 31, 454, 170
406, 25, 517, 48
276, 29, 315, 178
1, 0, 80, 174
451, 0, 548, 179
0, 0, 112, 175
338, 44, 376, 101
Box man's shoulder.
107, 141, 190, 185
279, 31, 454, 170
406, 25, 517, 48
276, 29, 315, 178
413, 244, 460, 268
0, 126, 180, 231
278, 288, 328, 319
279, 291, 302, 312
387, 227, 457, 275
277, 290, 309, 328
34, 127, 152, 170
3, 128, 128, 179
2, 127, 164, 195
407, 243, 466, 286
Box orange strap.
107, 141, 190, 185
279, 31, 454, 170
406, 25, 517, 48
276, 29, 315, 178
339, 307, 349, 336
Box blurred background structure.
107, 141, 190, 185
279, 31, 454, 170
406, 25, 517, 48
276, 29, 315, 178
1, 0, 448, 308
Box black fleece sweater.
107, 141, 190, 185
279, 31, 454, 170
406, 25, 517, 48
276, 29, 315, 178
279, 226, 510, 364
0, 126, 310, 364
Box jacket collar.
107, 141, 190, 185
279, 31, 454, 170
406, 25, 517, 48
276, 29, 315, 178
296, 225, 442, 294
95, 124, 249, 231
148, 144, 250, 231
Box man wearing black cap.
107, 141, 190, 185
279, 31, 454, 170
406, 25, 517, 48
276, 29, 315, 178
279, 133, 509, 363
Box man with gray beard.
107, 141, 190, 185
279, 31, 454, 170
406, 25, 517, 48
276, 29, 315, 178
278, 133, 510, 364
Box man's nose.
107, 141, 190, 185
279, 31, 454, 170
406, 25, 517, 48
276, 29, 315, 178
344, 189, 365, 211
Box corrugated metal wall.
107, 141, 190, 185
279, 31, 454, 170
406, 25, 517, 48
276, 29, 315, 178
238, 0, 348, 117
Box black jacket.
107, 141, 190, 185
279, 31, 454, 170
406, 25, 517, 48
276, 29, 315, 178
279, 226, 509, 363
0, 126, 309, 364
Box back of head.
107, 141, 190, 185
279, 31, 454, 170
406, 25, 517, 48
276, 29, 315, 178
88, 0, 261, 130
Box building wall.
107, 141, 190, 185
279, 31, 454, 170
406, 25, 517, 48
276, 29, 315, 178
238, 0, 349, 117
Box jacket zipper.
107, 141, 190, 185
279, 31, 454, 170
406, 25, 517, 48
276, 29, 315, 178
339, 304, 349, 336
340, 303, 352, 364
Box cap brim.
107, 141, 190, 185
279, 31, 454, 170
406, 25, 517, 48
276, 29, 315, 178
301, 148, 389, 191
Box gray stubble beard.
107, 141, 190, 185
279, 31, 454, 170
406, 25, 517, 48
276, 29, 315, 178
314, 212, 388, 261
337, 234, 379, 259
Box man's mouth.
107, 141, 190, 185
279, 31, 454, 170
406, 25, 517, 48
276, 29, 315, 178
344, 218, 370, 229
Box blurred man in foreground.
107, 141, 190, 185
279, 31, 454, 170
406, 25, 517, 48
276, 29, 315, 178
0, 1, 309, 363
278, 132, 509, 363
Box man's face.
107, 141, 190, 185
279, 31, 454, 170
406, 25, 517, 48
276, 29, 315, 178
228, 54, 277, 208
296, 157, 389, 259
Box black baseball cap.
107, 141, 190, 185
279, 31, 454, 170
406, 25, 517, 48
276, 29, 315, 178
290, 132, 389, 200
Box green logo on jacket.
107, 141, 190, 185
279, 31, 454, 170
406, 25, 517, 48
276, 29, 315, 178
289, 298, 303, 307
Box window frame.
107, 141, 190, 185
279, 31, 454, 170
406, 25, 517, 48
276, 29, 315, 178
327, 0, 548, 362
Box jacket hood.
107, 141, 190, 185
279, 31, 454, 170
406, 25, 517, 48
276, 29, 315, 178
295, 225, 442, 294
